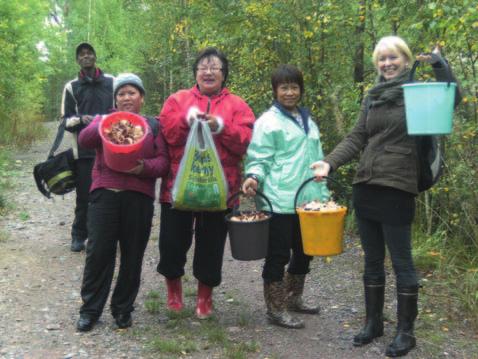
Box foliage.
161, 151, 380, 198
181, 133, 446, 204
0, 0, 50, 145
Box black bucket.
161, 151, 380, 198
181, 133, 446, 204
225, 190, 273, 261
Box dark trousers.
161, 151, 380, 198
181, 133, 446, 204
71, 158, 94, 241
80, 189, 154, 318
262, 213, 312, 283
156, 203, 228, 287
356, 216, 418, 288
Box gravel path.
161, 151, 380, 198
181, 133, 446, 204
0, 122, 476, 359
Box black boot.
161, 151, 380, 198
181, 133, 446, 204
353, 280, 385, 346
115, 313, 132, 329
71, 237, 86, 252
76, 314, 97, 332
386, 286, 418, 357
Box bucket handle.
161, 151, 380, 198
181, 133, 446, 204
227, 190, 273, 215
408, 56, 453, 87
294, 176, 344, 212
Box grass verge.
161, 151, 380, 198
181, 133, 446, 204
139, 289, 260, 358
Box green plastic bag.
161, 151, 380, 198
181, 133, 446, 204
172, 120, 228, 211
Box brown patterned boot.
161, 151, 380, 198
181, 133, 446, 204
285, 273, 320, 314
264, 281, 305, 329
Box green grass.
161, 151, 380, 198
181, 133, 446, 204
0, 149, 12, 215
224, 341, 260, 359
148, 337, 197, 355
19, 211, 30, 221
140, 285, 260, 358
413, 227, 478, 324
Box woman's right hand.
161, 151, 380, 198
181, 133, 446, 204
310, 160, 331, 181
242, 177, 258, 197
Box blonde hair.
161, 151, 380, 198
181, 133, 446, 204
372, 36, 413, 69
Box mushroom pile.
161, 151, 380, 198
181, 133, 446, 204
230, 211, 270, 222
299, 200, 345, 211
103, 119, 144, 145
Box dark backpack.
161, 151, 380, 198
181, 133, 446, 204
145, 116, 159, 138
364, 97, 443, 192
33, 120, 76, 198
415, 135, 444, 192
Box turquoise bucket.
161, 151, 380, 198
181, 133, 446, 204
402, 59, 456, 135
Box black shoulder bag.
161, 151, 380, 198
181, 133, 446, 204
33, 120, 76, 198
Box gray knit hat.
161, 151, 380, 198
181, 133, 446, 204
113, 73, 145, 97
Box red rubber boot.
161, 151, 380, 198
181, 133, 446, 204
166, 277, 183, 312
196, 281, 213, 319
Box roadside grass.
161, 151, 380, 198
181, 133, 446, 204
413, 229, 478, 325
140, 289, 260, 358
0, 148, 13, 217
417, 277, 478, 357
0, 114, 48, 149
412, 229, 478, 355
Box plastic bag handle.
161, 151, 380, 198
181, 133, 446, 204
227, 190, 273, 214
408, 56, 453, 87
293, 176, 344, 212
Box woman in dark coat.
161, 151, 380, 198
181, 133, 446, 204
312, 36, 460, 357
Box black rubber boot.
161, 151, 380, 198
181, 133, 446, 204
353, 280, 385, 346
385, 286, 419, 357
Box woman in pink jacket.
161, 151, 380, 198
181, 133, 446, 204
76, 73, 169, 332
157, 47, 255, 319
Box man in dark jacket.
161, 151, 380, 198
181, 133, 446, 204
60, 42, 114, 252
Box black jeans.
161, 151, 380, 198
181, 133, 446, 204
262, 213, 312, 283
156, 203, 229, 287
80, 189, 154, 318
71, 158, 94, 241
356, 216, 418, 288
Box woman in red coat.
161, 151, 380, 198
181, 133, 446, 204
157, 47, 255, 318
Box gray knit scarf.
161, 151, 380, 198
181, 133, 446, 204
368, 70, 410, 107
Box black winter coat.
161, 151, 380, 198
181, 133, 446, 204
61, 69, 114, 159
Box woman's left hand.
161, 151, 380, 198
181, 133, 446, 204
202, 114, 219, 132
242, 177, 258, 197
126, 160, 144, 175
416, 44, 441, 63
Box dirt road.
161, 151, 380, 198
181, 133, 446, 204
0, 122, 476, 359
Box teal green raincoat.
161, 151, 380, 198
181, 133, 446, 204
245, 103, 330, 214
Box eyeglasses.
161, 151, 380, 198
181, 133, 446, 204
197, 67, 223, 74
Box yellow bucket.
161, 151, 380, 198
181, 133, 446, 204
294, 177, 347, 256
296, 207, 347, 256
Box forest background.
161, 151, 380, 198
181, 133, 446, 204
0, 0, 477, 321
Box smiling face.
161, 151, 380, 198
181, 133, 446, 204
276, 82, 301, 111
115, 85, 144, 114
376, 47, 408, 80
76, 48, 96, 71
195, 56, 224, 96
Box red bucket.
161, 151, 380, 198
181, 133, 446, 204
99, 112, 149, 172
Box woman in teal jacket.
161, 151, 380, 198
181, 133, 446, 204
242, 64, 329, 328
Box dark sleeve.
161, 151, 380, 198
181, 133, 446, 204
431, 56, 462, 107
324, 98, 369, 171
